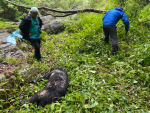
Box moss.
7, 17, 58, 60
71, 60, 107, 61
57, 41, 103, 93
7, 27, 17, 34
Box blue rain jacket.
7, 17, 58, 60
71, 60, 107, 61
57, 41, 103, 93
102, 8, 129, 30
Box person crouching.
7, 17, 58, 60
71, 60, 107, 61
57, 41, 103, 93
102, 6, 129, 55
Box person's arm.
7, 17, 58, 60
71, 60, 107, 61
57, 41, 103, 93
102, 10, 111, 21
19, 19, 29, 35
121, 12, 129, 34
125, 30, 128, 35
19, 18, 31, 40
38, 17, 43, 28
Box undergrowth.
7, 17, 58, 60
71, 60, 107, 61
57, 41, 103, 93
0, 2, 150, 113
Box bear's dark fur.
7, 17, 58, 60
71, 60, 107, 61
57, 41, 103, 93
21, 67, 68, 107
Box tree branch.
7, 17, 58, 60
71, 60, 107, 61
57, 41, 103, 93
6, 0, 107, 15
41, 10, 76, 17
6, 0, 31, 9
39, 7, 106, 14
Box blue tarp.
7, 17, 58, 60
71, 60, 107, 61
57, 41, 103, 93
6, 29, 25, 45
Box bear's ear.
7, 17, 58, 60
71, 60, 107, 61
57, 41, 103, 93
30, 78, 39, 83
43, 72, 51, 79
51, 72, 55, 76
20, 99, 28, 105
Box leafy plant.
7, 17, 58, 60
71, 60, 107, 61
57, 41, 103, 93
0, 0, 150, 112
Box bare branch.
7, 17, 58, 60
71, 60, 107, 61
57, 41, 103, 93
6, 0, 107, 15
39, 7, 107, 14
41, 10, 76, 17
6, 0, 31, 9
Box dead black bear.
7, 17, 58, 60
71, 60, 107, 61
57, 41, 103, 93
21, 67, 68, 107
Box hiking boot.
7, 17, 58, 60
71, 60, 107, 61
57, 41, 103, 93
113, 51, 118, 55
37, 58, 42, 62
105, 41, 109, 44
112, 46, 118, 56
37, 57, 44, 62
104, 38, 109, 43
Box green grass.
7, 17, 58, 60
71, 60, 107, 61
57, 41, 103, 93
0, 21, 18, 28
0, 5, 150, 113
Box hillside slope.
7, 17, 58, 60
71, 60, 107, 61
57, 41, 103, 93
0, 4, 150, 113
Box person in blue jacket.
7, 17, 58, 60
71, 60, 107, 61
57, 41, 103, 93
19, 7, 42, 61
102, 6, 129, 55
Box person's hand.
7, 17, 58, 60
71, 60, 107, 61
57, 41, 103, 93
125, 30, 128, 35
29, 33, 33, 36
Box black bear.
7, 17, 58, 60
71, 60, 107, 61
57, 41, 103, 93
21, 67, 68, 107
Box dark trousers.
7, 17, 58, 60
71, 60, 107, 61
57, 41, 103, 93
30, 38, 41, 60
103, 27, 118, 52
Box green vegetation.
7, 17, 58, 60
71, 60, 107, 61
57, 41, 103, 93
0, 0, 88, 21
0, 0, 150, 112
